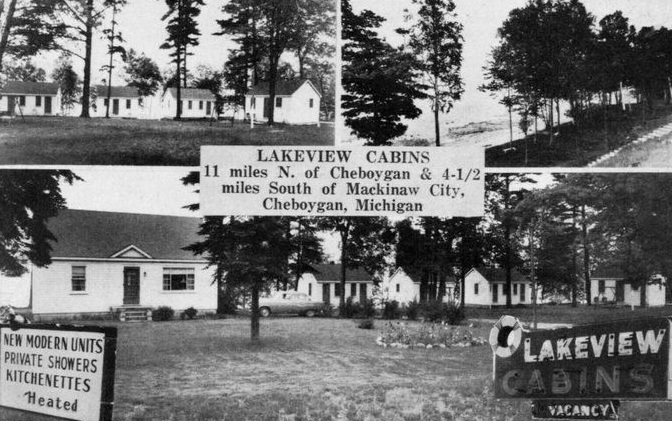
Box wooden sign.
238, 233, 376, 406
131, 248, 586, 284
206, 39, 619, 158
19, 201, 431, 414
491, 316, 671, 401
0, 323, 117, 421
531, 400, 619, 419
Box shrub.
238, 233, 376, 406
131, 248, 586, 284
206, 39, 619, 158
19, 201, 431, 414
403, 300, 421, 320
382, 300, 400, 320
358, 298, 376, 319
356, 319, 375, 329
182, 307, 198, 320
339, 297, 375, 319
418, 301, 464, 325
152, 306, 174, 322
318, 303, 335, 317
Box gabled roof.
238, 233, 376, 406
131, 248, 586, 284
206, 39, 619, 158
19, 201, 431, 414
246, 79, 321, 97
305, 263, 372, 283
94, 85, 141, 98
390, 267, 457, 285
468, 267, 528, 284
1, 81, 59, 96
47, 209, 204, 261
591, 266, 625, 279
166, 88, 215, 100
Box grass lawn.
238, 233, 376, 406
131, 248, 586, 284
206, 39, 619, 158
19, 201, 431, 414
0, 117, 334, 166
466, 303, 672, 326
486, 106, 672, 167
2, 317, 672, 420
595, 133, 672, 167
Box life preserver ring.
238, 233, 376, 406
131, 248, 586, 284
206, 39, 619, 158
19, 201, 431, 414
489, 315, 523, 358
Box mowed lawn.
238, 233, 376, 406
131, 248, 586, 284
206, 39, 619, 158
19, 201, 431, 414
3, 316, 672, 421
0, 117, 334, 166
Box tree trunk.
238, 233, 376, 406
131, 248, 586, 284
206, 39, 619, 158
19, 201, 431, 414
339, 229, 348, 308
175, 47, 182, 119
434, 92, 441, 146
571, 206, 578, 308
0, 0, 16, 76
556, 98, 560, 128
582, 205, 591, 306
603, 92, 609, 152
105, 4, 118, 119
250, 282, 260, 342
183, 45, 188, 89
548, 98, 554, 146
79, 0, 94, 118
529, 227, 537, 329
460, 270, 466, 310
504, 176, 512, 308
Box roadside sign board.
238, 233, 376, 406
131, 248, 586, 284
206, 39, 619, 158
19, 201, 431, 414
0, 323, 117, 421
492, 317, 671, 401
531, 400, 619, 419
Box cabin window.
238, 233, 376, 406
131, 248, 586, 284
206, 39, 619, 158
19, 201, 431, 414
71, 266, 86, 292
275, 97, 282, 107
199, 101, 203, 110
163, 267, 195, 291
251, 97, 256, 107
335, 283, 341, 297
598, 280, 605, 294
513, 284, 518, 295
351, 283, 357, 296
309, 98, 314, 108
19, 96, 26, 106
308, 284, 312, 296
396, 284, 400, 293
520, 284, 526, 302
36, 96, 42, 107
474, 283, 479, 295
126, 99, 131, 109
138, 98, 143, 106
188, 100, 193, 110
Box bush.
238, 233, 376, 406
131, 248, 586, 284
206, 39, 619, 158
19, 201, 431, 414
152, 306, 175, 322
403, 300, 421, 320
382, 300, 400, 320
339, 297, 376, 319
356, 319, 375, 329
181, 307, 198, 320
418, 301, 464, 325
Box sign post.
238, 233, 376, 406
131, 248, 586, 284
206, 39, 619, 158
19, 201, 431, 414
0, 323, 117, 421
490, 316, 672, 419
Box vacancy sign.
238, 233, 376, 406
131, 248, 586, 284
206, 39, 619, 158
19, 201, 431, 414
0, 324, 117, 421
491, 316, 672, 402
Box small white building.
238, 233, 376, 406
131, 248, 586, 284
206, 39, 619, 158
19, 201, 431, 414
464, 267, 533, 306
92, 85, 145, 118
161, 87, 217, 119
381, 267, 457, 304
0, 81, 61, 116
296, 263, 374, 306
24, 209, 216, 320
245, 79, 321, 125
591, 268, 667, 307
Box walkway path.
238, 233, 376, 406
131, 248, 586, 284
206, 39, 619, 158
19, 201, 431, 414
590, 121, 672, 167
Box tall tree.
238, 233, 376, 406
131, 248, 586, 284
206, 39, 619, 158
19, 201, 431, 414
0, 170, 79, 276
161, 0, 205, 119
399, 0, 463, 146
124, 49, 162, 97
100, 0, 126, 118
318, 217, 393, 308
342, 0, 425, 145
52, 55, 81, 114
3, 59, 46, 81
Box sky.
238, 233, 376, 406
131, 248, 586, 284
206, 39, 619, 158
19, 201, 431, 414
349, 0, 672, 135
26, 0, 237, 85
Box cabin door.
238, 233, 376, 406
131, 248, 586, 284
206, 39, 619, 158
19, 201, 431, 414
359, 283, 367, 304
123, 267, 140, 305
206, 101, 211, 116
322, 283, 330, 305
44, 96, 52, 114
263, 98, 270, 118
615, 282, 625, 302
112, 99, 119, 115
492, 284, 499, 304
7, 96, 16, 115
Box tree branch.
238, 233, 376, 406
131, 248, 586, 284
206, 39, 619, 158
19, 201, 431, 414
60, 0, 87, 26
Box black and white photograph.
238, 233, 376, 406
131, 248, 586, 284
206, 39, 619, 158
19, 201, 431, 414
3, 0, 672, 420
0, 0, 336, 165
341, 0, 672, 168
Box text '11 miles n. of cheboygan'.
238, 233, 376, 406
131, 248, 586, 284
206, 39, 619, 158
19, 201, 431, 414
200, 146, 484, 217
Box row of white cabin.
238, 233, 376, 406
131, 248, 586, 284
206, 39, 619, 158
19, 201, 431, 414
0, 79, 322, 124
0, 209, 666, 320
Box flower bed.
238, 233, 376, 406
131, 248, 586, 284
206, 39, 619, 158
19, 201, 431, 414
376, 321, 488, 349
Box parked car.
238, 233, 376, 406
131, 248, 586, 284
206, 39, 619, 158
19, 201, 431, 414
258, 291, 323, 317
